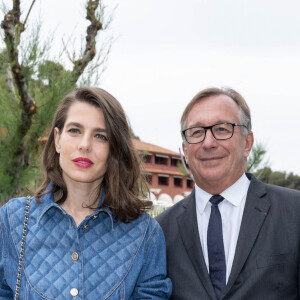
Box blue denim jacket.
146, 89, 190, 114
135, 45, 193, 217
0, 192, 172, 299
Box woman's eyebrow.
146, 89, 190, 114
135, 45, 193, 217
94, 128, 107, 132
66, 122, 107, 132
65, 122, 82, 128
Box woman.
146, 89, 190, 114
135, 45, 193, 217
0, 87, 172, 299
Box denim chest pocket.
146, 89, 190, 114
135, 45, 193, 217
256, 252, 296, 269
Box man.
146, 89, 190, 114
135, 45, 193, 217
156, 87, 300, 300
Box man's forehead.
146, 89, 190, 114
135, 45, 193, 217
186, 95, 240, 126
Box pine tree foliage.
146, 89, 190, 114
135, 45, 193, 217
246, 141, 269, 173
247, 142, 300, 190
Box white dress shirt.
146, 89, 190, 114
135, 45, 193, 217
195, 173, 250, 283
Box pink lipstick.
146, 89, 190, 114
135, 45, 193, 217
72, 157, 94, 168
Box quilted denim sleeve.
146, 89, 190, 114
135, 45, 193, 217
0, 208, 13, 299
131, 218, 172, 299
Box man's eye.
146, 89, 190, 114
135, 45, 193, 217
216, 127, 228, 132
190, 128, 204, 137
95, 134, 107, 141
214, 125, 231, 134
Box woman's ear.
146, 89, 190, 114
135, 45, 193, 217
54, 127, 61, 153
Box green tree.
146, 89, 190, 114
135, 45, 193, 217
0, 0, 111, 202
286, 173, 300, 190
246, 142, 300, 190
254, 167, 300, 191
254, 166, 272, 182
246, 141, 269, 173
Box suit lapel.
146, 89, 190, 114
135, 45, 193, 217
223, 175, 270, 297
177, 190, 217, 300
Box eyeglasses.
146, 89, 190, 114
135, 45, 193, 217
182, 122, 247, 144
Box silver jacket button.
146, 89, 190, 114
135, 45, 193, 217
70, 288, 78, 297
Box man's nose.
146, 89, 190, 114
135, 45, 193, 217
202, 129, 218, 148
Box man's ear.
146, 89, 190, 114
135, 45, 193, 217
244, 131, 254, 158
54, 127, 61, 153
182, 142, 189, 165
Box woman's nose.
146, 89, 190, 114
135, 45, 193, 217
78, 136, 92, 152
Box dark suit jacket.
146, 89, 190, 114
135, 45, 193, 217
156, 174, 300, 300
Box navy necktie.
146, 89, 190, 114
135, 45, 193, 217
207, 195, 226, 300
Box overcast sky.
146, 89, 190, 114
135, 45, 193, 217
3, 0, 300, 174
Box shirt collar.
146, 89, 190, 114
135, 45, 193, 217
36, 184, 107, 226
195, 173, 250, 215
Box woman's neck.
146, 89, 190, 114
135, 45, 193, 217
60, 183, 99, 227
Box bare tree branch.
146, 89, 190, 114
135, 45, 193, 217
1, 1, 36, 115
5, 64, 17, 101
24, 0, 36, 28
12, 0, 21, 26
71, 0, 103, 83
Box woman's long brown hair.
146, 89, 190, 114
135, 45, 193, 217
35, 87, 151, 222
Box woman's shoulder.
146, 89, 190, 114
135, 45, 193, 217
1, 196, 27, 212
0, 196, 36, 222
132, 212, 163, 238
132, 211, 157, 226
115, 212, 159, 235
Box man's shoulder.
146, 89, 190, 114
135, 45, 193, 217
248, 173, 300, 205
266, 182, 300, 193
156, 190, 195, 227
265, 182, 300, 203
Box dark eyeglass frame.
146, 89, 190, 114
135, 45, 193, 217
182, 122, 248, 144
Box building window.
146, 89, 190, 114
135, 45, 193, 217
143, 153, 152, 164
158, 175, 169, 186
155, 154, 168, 165
171, 157, 180, 166
145, 173, 152, 184
187, 178, 194, 189
174, 176, 183, 187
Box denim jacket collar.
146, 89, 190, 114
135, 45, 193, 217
36, 185, 111, 228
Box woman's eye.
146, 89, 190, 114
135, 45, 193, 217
95, 134, 107, 141
68, 128, 80, 134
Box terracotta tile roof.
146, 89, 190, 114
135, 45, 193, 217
132, 139, 180, 157
144, 168, 184, 176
